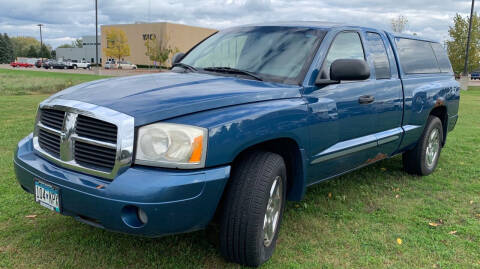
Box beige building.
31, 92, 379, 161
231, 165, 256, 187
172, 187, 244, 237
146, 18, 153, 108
101, 22, 216, 66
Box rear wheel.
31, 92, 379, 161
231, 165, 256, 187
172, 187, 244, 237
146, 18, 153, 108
219, 151, 286, 267
403, 115, 443, 175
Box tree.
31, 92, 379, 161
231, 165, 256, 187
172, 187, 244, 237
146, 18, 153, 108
144, 35, 178, 67
58, 43, 74, 48
0, 34, 5, 63
103, 28, 130, 62
39, 44, 51, 59
446, 13, 480, 73
391, 15, 408, 33
74, 38, 83, 48
3, 34, 14, 62
11, 36, 41, 57
26, 45, 37, 58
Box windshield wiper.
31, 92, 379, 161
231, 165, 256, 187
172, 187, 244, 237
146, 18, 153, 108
203, 67, 263, 81
172, 62, 197, 72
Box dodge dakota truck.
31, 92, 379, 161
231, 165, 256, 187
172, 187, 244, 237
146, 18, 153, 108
14, 22, 459, 267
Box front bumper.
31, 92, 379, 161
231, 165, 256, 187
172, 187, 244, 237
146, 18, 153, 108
14, 134, 230, 237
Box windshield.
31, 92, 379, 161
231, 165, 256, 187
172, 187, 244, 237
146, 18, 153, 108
179, 26, 326, 84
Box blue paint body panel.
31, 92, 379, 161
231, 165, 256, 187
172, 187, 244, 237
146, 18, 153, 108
14, 22, 460, 237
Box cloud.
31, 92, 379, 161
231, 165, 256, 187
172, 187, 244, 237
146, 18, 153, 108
0, 0, 474, 48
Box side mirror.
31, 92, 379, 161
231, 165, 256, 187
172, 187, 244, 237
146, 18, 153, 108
315, 59, 370, 85
329, 59, 370, 81
172, 52, 185, 65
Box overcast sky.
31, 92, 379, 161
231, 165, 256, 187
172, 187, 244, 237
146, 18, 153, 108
0, 0, 474, 48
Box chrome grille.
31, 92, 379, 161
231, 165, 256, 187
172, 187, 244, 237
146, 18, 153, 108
40, 109, 65, 130
76, 115, 117, 143
32, 99, 134, 180
38, 129, 61, 157
74, 141, 116, 171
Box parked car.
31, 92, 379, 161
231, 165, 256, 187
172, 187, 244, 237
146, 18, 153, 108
42, 60, 55, 69
118, 61, 137, 70
35, 60, 44, 68
104, 60, 118, 69
470, 71, 480, 80
10, 61, 33, 68
14, 23, 460, 267
50, 61, 68, 69
67, 60, 92, 70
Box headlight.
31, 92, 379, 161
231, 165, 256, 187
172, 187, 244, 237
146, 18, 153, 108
135, 123, 207, 169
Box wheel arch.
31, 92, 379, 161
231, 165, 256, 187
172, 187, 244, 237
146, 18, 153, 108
429, 105, 448, 145
230, 137, 307, 201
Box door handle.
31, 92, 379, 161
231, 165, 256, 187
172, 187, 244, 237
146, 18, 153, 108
358, 95, 375, 104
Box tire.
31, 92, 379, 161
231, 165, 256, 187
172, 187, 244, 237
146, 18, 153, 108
403, 115, 443, 176
73, 65, 77, 70
219, 151, 287, 267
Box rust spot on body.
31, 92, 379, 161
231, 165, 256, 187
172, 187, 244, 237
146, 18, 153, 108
365, 153, 388, 164
434, 99, 445, 107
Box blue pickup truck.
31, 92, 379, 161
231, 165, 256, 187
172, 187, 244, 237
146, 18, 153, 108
14, 22, 459, 267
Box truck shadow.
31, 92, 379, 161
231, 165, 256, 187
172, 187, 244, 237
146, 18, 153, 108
29, 155, 415, 268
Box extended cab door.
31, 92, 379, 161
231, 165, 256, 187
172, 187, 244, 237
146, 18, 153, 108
362, 31, 404, 156
304, 30, 380, 183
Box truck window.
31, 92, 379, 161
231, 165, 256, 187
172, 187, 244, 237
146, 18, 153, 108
324, 32, 365, 78
365, 32, 391, 79
431, 43, 453, 73
396, 38, 440, 74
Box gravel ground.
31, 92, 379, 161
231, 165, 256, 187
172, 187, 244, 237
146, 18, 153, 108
0, 64, 162, 77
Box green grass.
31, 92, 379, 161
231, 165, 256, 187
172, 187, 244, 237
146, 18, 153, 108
0, 73, 479, 268
0, 69, 110, 95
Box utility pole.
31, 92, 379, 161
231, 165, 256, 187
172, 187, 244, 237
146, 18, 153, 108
464, 0, 475, 76
95, 0, 99, 75
37, 24, 43, 60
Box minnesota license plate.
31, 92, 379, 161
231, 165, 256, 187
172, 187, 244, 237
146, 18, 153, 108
34, 179, 61, 212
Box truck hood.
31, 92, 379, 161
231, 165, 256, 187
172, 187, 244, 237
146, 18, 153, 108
50, 72, 302, 126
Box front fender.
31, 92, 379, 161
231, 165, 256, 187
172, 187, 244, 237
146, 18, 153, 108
167, 98, 311, 200
167, 98, 310, 166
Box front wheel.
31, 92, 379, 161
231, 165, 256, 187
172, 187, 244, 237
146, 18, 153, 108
403, 115, 443, 175
219, 151, 286, 267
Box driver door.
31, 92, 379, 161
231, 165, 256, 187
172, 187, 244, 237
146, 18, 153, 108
305, 31, 380, 183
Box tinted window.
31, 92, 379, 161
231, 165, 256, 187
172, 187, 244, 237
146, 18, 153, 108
431, 43, 453, 73
322, 32, 365, 79
396, 38, 440, 74
365, 32, 391, 79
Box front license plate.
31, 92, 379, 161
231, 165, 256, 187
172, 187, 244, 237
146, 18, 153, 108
34, 179, 61, 212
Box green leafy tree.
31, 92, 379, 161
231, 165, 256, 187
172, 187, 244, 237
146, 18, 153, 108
39, 44, 51, 59
4, 34, 14, 62
0, 34, 5, 63
447, 13, 480, 73
57, 43, 74, 48
144, 35, 179, 67
74, 38, 83, 48
26, 45, 38, 58
11, 36, 40, 57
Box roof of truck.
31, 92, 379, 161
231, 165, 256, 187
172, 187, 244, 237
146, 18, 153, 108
238, 21, 439, 43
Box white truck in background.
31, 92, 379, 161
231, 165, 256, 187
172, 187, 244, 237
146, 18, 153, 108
66, 60, 91, 70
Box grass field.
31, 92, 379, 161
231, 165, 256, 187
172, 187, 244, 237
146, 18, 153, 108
0, 69, 110, 95
0, 70, 479, 268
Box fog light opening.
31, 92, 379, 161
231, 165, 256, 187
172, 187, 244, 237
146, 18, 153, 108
137, 207, 148, 224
